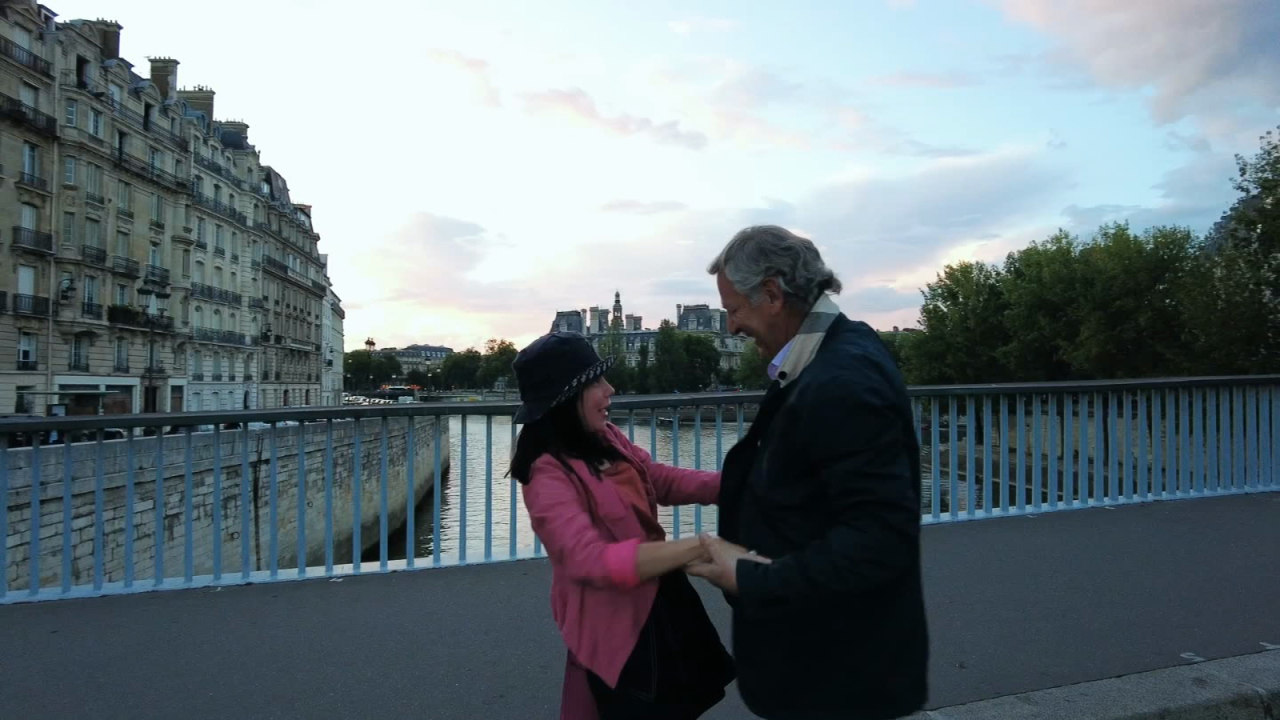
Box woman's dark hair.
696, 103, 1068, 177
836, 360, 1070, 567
508, 386, 624, 485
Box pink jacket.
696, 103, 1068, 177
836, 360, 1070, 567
522, 423, 720, 689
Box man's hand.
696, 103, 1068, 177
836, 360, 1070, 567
686, 534, 771, 595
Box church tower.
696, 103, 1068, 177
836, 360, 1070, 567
612, 291, 623, 329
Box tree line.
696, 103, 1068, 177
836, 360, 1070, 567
882, 125, 1280, 386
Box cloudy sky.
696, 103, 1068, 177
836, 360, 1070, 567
54, 0, 1280, 352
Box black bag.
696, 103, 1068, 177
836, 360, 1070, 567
585, 570, 735, 719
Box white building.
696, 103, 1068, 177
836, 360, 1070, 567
320, 264, 345, 405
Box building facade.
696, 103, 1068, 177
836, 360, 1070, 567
377, 344, 454, 378
320, 277, 344, 405
0, 5, 331, 417
549, 292, 745, 373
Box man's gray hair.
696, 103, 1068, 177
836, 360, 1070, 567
707, 225, 842, 306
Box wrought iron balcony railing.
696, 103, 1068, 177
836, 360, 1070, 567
113, 150, 188, 193
80, 245, 107, 266
81, 301, 103, 320
144, 265, 170, 286
190, 282, 242, 306
191, 189, 248, 226
13, 294, 50, 316
85, 192, 106, 206
69, 359, 90, 372
12, 226, 54, 253
0, 92, 58, 137
17, 172, 49, 192
16, 359, 38, 371
111, 256, 141, 278
0, 37, 53, 75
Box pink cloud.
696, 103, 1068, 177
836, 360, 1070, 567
427, 48, 502, 107
523, 87, 709, 150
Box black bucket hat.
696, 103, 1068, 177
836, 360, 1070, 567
512, 332, 615, 425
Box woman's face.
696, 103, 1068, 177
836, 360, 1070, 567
578, 377, 615, 434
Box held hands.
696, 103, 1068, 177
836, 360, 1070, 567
685, 533, 771, 595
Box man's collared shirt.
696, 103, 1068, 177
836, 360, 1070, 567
768, 338, 796, 381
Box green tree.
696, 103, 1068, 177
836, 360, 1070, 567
651, 321, 686, 393
343, 351, 402, 390
907, 260, 1010, 384
634, 342, 651, 395
1209, 125, 1280, 257
735, 340, 769, 390
680, 333, 721, 391
478, 339, 518, 389
997, 230, 1083, 382
1180, 243, 1280, 375
405, 368, 432, 389
440, 348, 482, 389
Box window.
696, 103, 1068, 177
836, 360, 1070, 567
23, 143, 38, 176
182, 249, 191, 277
117, 181, 132, 211
72, 337, 87, 367
115, 338, 128, 369
19, 82, 36, 108
109, 84, 123, 106
116, 284, 129, 306
194, 261, 205, 284
149, 244, 160, 266
149, 148, 162, 169
175, 159, 184, 178
85, 219, 101, 248
63, 156, 76, 185
90, 109, 103, 137
215, 225, 224, 249
151, 194, 164, 222
20, 203, 38, 230
65, 100, 78, 127
18, 265, 36, 296
193, 175, 204, 195
19, 333, 37, 365
115, 231, 130, 256
87, 164, 103, 195
13, 26, 32, 50
62, 212, 75, 244
84, 275, 98, 303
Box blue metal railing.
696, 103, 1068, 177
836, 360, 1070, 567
2, 376, 1278, 604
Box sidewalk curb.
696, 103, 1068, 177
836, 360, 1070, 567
913, 650, 1279, 719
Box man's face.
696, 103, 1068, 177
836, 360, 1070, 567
717, 271, 787, 361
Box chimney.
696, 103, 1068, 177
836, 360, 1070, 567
221, 120, 249, 144
179, 85, 216, 121
97, 19, 122, 60
149, 57, 180, 101
676, 304, 683, 323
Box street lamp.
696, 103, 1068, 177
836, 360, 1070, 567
136, 287, 171, 413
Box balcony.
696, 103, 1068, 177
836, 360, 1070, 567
17, 171, 50, 193
13, 294, 50, 316
190, 282, 242, 306
114, 150, 188, 193
0, 37, 53, 76
191, 372, 204, 381
150, 219, 166, 232
145, 364, 167, 376
81, 301, 103, 321
230, 253, 239, 263
251, 258, 262, 270
69, 358, 90, 372
191, 190, 248, 226
243, 373, 254, 382
311, 279, 327, 293
85, 192, 105, 206
12, 226, 54, 254
195, 239, 208, 251
144, 265, 170, 286
16, 359, 38, 371
212, 373, 224, 382
264, 255, 289, 274
80, 245, 107, 266
249, 297, 266, 310
117, 208, 134, 221
213, 246, 226, 257
114, 361, 130, 373
111, 256, 141, 278
193, 327, 249, 346
0, 291, 6, 313
194, 154, 244, 189
0, 93, 58, 137
107, 305, 174, 332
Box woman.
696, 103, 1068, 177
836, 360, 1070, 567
509, 331, 735, 720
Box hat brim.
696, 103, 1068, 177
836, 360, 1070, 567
514, 356, 616, 425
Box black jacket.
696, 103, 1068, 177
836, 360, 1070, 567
719, 315, 928, 720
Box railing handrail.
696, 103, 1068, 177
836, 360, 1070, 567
2, 374, 1278, 433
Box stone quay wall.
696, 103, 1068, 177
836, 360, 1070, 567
3, 416, 450, 591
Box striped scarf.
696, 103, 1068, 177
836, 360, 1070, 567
774, 294, 842, 387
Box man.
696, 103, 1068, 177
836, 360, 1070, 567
687, 225, 928, 719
